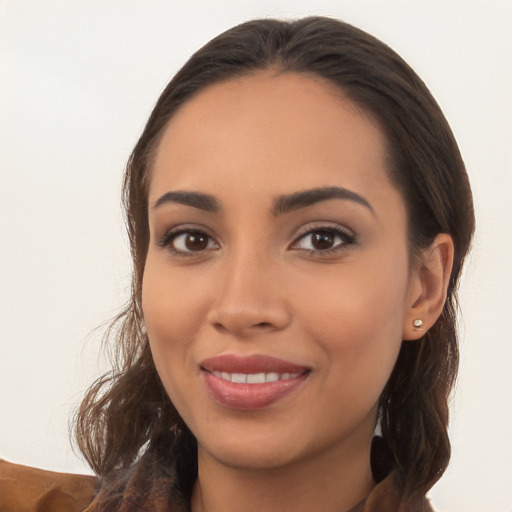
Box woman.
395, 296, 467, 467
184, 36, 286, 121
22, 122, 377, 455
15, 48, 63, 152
0, 16, 474, 512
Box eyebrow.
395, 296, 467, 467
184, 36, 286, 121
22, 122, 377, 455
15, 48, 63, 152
152, 191, 220, 212
271, 186, 374, 216
152, 186, 373, 216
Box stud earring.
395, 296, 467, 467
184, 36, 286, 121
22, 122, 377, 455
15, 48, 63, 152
413, 319, 423, 328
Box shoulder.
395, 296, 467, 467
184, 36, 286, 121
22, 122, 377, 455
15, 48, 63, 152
0, 459, 99, 512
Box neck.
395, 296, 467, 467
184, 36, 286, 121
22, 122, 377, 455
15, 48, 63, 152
190, 436, 375, 512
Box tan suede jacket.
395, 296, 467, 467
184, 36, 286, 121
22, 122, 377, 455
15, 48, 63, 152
0, 459, 434, 512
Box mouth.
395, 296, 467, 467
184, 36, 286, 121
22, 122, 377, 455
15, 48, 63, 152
200, 354, 310, 410
209, 370, 303, 384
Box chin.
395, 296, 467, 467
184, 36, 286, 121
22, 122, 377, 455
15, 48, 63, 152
201, 442, 298, 472
195, 424, 305, 471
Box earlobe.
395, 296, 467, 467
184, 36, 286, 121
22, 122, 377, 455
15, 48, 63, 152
403, 233, 454, 341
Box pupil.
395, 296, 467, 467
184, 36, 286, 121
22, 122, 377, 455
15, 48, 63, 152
185, 233, 208, 251
312, 231, 334, 250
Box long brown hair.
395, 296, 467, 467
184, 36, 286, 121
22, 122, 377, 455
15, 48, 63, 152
75, 16, 475, 505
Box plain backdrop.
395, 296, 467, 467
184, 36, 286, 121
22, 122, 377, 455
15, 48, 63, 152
1, 1, 511, 511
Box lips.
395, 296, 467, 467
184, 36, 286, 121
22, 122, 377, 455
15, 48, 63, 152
200, 354, 310, 410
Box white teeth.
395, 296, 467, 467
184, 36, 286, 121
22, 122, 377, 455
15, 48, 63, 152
265, 372, 279, 382
211, 371, 302, 383
247, 373, 266, 384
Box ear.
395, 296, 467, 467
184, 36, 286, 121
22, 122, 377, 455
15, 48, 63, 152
403, 233, 454, 341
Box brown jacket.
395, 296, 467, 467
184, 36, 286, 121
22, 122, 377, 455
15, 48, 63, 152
0, 459, 434, 512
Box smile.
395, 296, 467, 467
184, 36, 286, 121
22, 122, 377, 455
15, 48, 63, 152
200, 354, 310, 410
210, 371, 302, 384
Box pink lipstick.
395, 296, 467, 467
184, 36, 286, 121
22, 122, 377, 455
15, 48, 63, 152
200, 354, 310, 410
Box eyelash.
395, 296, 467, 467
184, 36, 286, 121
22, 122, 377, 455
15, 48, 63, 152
156, 225, 356, 257
290, 225, 356, 256
157, 227, 218, 257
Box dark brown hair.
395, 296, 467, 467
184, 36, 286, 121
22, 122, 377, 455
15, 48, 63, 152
75, 16, 474, 506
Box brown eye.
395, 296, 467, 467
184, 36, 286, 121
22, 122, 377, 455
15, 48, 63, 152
168, 230, 218, 254
292, 226, 355, 254
311, 231, 336, 250
184, 233, 209, 251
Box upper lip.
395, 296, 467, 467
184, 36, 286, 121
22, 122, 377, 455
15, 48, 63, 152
200, 354, 310, 374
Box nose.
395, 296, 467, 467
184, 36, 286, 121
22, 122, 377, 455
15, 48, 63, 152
207, 249, 291, 338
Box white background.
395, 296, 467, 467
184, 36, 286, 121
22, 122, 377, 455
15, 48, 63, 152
1, 1, 511, 511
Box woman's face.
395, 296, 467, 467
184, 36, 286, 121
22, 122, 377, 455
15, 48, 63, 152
142, 72, 418, 472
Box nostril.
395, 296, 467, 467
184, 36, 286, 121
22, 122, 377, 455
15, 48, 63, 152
212, 320, 276, 335
254, 322, 272, 328
208, 304, 291, 336
213, 322, 229, 334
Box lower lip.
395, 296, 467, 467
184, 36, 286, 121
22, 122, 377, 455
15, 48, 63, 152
203, 371, 308, 410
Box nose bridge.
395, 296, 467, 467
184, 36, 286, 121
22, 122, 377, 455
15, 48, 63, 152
208, 239, 290, 335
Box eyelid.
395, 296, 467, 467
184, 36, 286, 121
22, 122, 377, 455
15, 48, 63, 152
156, 225, 220, 256
290, 223, 357, 254
292, 222, 355, 242
155, 222, 356, 257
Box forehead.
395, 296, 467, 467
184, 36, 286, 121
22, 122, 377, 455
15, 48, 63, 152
150, 71, 400, 211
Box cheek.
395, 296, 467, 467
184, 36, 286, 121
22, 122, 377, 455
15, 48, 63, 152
141, 257, 208, 400
296, 252, 408, 334
142, 256, 208, 344
294, 254, 409, 393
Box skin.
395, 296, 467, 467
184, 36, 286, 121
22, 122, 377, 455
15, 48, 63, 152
142, 71, 453, 512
